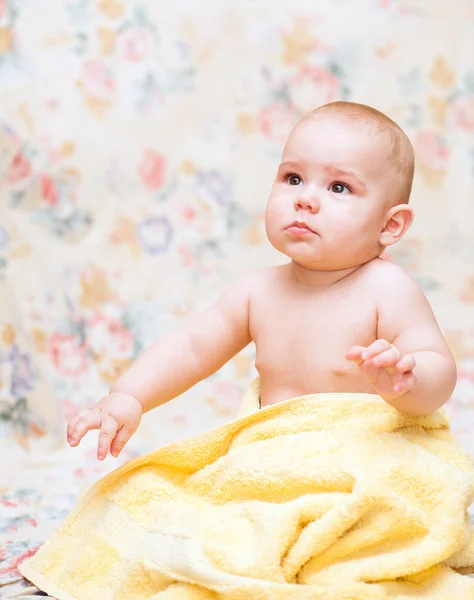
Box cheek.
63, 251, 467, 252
264, 199, 289, 247
265, 194, 287, 226
264, 207, 279, 240
324, 206, 363, 239
330, 207, 379, 243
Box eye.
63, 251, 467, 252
285, 173, 302, 186
329, 182, 352, 194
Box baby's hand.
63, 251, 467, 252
67, 392, 143, 461
346, 339, 417, 400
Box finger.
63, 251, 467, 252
396, 354, 416, 373
67, 410, 101, 446
360, 339, 392, 361
67, 410, 88, 440
346, 346, 366, 362
393, 372, 417, 394
66, 414, 80, 443
97, 414, 119, 461
69, 410, 101, 441
370, 347, 401, 368
358, 359, 382, 383
110, 425, 134, 458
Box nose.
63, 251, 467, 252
294, 190, 320, 213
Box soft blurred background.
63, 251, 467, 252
1, 0, 474, 594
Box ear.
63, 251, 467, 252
379, 204, 414, 248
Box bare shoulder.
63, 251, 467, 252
218, 266, 277, 305
360, 257, 425, 301
361, 258, 440, 342
359, 256, 411, 281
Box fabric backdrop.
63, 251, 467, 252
0, 0, 473, 460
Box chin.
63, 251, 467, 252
289, 248, 368, 272
271, 245, 322, 269
287, 249, 327, 269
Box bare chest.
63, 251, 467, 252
250, 286, 378, 402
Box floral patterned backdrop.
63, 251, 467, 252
1, 0, 474, 460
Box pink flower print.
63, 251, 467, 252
258, 104, 295, 143
290, 65, 340, 114
451, 96, 474, 131
48, 333, 88, 377
139, 149, 166, 191
0, 498, 16, 508
0, 0, 6, 19
86, 315, 133, 360
0, 545, 41, 578
182, 206, 196, 222
210, 381, 243, 415
39, 173, 59, 206
118, 27, 152, 62
414, 131, 449, 170
7, 151, 31, 183
79, 59, 116, 102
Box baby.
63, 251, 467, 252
67, 101, 457, 461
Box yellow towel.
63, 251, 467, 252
20, 381, 474, 599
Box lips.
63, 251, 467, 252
285, 221, 317, 235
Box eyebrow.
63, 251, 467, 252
278, 160, 306, 170
279, 161, 366, 192
325, 166, 366, 191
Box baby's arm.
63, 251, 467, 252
67, 274, 254, 459
348, 263, 457, 415
111, 275, 253, 411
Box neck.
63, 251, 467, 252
288, 260, 362, 287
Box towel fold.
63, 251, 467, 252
20, 380, 474, 599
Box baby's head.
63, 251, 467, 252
265, 101, 415, 272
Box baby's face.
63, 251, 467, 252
265, 116, 397, 271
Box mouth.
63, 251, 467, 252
285, 221, 317, 236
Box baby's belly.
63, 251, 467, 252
257, 363, 377, 407
253, 307, 378, 407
